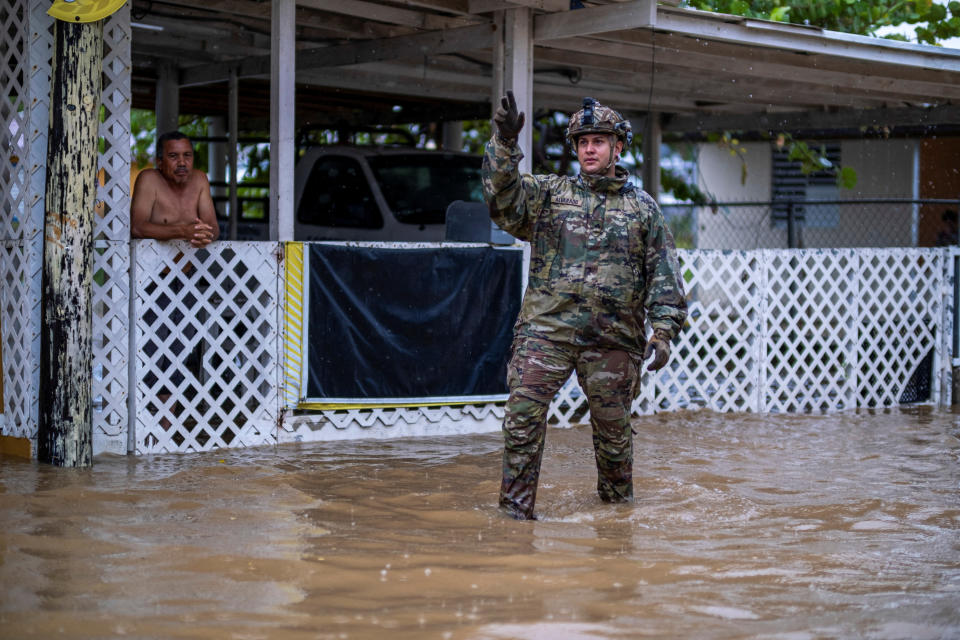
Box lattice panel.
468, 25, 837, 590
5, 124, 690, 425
132, 241, 280, 454
857, 249, 943, 407
0, 2, 47, 443
280, 403, 505, 442
546, 248, 950, 422
89, 9, 132, 454
763, 249, 858, 412
1, 0, 29, 240
1, 0, 29, 439
0, 240, 40, 440
92, 240, 129, 454
650, 250, 763, 414
548, 376, 590, 428
25, 1, 52, 242
95, 6, 131, 241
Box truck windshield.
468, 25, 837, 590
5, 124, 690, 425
368, 154, 484, 225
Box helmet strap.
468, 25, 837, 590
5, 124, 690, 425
597, 135, 619, 175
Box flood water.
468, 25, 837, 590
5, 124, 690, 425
2, 408, 959, 639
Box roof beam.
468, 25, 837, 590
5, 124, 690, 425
533, 0, 656, 41
536, 34, 960, 103
468, 0, 568, 13
655, 7, 960, 73
138, 0, 407, 37
296, 0, 475, 29
664, 104, 960, 137
181, 22, 495, 86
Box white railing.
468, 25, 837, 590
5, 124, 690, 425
2, 239, 956, 454
554, 248, 952, 425
126, 243, 953, 453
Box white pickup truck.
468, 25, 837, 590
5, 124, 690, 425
220, 145, 494, 242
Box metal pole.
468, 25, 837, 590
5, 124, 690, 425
786, 200, 797, 249
643, 112, 661, 201
229, 67, 239, 241
953, 197, 960, 405
38, 19, 103, 467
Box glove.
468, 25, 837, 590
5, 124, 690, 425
494, 90, 525, 144
644, 331, 671, 371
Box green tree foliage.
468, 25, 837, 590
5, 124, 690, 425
130, 109, 209, 169
680, 0, 960, 193
681, 0, 960, 44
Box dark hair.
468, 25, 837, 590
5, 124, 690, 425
943, 208, 958, 223
156, 130, 192, 159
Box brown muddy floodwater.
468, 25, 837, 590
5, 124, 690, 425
1, 408, 959, 640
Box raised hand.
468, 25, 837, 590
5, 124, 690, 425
494, 90, 525, 143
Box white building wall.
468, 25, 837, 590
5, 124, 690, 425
841, 139, 916, 198
696, 141, 778, 250
695, 138, 919, 249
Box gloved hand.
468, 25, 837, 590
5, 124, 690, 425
494, 90, 525, 144
644, 330, 671, 371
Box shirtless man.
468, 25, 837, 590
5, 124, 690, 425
131, 131, 218, 246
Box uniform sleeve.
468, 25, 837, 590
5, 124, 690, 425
642, 196, 688, 340
481, 135, 550, 242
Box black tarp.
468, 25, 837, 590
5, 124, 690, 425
306, 244, 522, 401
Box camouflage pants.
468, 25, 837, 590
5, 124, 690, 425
500, 336, 643, 519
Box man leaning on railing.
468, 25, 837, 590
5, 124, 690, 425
131, 130, 218, 246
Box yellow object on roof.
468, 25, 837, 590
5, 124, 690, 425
47, 0, 126, 23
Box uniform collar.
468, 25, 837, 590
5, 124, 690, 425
578, 166, 631, 194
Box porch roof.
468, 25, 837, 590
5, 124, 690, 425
128, 0, 960, 135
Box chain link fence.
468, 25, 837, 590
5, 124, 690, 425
662, 199, 960, 250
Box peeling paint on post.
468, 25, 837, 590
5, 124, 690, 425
37, 19, 103, 467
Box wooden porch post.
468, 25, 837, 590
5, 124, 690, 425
504, 7, 533, 174
155, 61, 179, 136
37, 19, 104, 467
270, 0, 296, 242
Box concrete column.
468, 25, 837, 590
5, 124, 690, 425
155, 62, 179, 136
269, 0, 295, 242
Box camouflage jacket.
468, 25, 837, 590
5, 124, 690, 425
482, 135, 687, 354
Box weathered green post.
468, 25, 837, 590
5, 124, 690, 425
37, 4, 109, 467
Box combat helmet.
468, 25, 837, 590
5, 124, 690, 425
566, 97, 633, 148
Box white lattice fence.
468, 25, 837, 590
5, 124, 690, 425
548, 248, 950, 427
0, 1, 49, 443
762, 249, 859, 412
91, 7, 131, 454
96, 6, 131, 242
0, 240, 40, 440
131, 241, 280, 454
857, 249, 944, 407
93, 240, 129, 454
280, 403, 505, 443
652, 250, 764, 414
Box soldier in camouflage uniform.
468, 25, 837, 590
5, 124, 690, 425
482, 92, 687, 520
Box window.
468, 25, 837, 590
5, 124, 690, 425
297, 156, 382, 229
368, 154, 483, 225
771, 143, 840, 228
